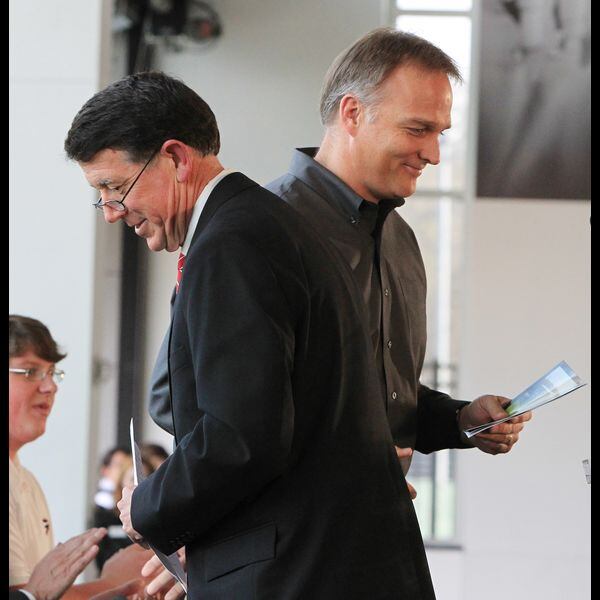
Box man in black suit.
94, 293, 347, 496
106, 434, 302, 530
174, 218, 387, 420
65, 71, 444, 598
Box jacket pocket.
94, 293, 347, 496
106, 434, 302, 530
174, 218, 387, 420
205, 522, 277, 582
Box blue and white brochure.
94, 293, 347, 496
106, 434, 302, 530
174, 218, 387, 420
464, 361, 586, 438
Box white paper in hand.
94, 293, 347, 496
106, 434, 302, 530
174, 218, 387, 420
129, 418, 188, 592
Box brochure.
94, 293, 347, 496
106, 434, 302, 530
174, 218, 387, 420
463, 360, 586, 438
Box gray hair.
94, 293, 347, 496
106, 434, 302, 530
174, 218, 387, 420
319, 27, 462, 126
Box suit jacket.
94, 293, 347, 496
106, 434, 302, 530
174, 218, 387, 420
148, 325, 175, 436
131, 173, 436, 599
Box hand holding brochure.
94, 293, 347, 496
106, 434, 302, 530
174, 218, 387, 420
130, 419, 188, 592
464, 360, 586, 439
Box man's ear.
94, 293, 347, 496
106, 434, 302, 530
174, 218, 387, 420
161, 140, 192, 183
338, 94, 364, 136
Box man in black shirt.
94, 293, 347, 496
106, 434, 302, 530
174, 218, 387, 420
267, 28, 532, 467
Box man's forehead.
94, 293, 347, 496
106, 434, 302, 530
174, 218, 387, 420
81, 148, 135, 186
84, 147, 132, 164
378, 69, 453, 131
10, 350, 53, 366
381, 63, 453, 101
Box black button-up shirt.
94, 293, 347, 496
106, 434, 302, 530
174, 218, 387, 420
267, 148, 469, 465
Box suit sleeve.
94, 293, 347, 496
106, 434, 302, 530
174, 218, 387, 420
131, 233, 297, 554
414, 383, 472, 453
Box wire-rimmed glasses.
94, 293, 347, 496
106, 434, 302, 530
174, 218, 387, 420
9, 367, 65, 385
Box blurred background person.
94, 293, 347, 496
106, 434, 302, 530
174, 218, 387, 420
140, 442, 169, 477
92, 441, 177, 594
94, 446, 131, 514
92, 448, 134, 571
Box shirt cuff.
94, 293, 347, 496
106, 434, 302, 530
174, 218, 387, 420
20, 590, 37, 600
456, 405, 475, 447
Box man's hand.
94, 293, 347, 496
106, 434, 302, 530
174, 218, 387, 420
458, 395, 532, 455
117, 483, 148, 547
395, 446, 417, 500
17, 527, 107, 600
142, 548, 187, 600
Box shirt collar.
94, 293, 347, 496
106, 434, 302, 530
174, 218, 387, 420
290, 148, 404, 231
181, 168, 238, 256
291, 148, 365, 216
290, 148, 404, 234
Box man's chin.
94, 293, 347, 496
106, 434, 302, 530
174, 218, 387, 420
145, 237, 167, 252
397, 183, 416, 199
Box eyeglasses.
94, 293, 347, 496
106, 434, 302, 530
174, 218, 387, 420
9, 367, 65, 385
93, 151, 157, 212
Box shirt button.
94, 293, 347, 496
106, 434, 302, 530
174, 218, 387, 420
384, 288, 390, 297
391, 391, 397, 400
387, 340, 392, 349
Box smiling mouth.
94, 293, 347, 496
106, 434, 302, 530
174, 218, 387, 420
403, 164, 424, 176
134, 219, 147, 234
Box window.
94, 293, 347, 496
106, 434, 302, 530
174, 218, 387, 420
391, 0, 474, 544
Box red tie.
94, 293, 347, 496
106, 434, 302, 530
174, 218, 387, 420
176, 251, 186, 294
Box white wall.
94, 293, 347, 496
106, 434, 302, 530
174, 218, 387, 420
458, 199, 591, 600
9, 0, 118, 562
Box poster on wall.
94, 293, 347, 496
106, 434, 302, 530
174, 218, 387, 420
476, 0, 590, 200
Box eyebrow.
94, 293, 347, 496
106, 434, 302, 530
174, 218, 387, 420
11, 360, 51, 368
89, 178, 126, 191
404, 118, 452, 132
94, 178, 117, 188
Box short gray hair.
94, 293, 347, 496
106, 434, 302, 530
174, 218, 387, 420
319, 27, 462, 126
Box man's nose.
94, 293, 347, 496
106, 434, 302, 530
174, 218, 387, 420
38, 373, 57, 393
419, 135, 441, 166
103, 204, 127, 224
